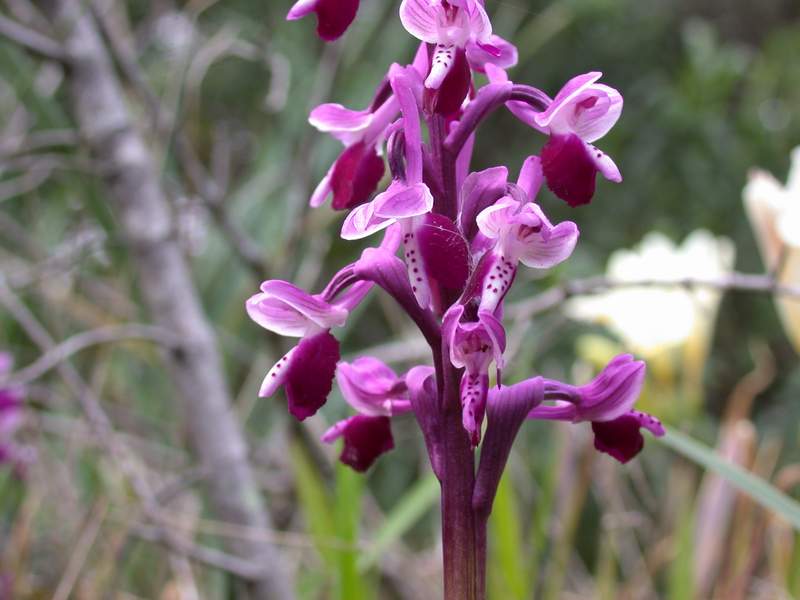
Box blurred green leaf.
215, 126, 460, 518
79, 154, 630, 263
667, 496, 696, 600
658, 428, 800, 531
334, 462, 370, 600
357, 473, 439, 572
290, 441, 336, 569
488, 471, 530, 599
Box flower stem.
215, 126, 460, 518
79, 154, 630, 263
439, 359, 480, 600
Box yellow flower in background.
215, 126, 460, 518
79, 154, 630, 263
567, 230, 735, 415
743, 147, 800, 354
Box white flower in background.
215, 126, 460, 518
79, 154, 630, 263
567, 230, 736, 358
743, 146, 800, 354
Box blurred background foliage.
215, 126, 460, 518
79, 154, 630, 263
1, 0, 800, 598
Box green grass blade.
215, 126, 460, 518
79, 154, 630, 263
290, 440, 336, 568
658, 428, 800, 531
357, 473, 439, 572
334, 462, 369, 600
488, 472, 530, 599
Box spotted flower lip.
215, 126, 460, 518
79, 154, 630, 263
443, 303, 506, 445
259, 330, 341, 420
287, 0, 360, 42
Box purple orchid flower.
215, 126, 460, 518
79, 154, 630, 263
324, 358, 434, 471
399, 0, 517, 114
527, 354, 664, 463
287, 0, 360, 42
472, 156, 579, 312
246, 281, 347, 420
486, 66, 622, 207
442, 303, 506, 446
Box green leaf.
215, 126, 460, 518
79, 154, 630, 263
357, 473, 439, 572
290, 440, 336, 568
667, 496, 696, 600
488, 472, 530, 599
334, 462, 370, 600
657, 428, 800, 531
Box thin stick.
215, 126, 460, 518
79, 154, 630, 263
0, 14, 65, 62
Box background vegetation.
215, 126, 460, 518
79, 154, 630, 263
1, 0, 799, 598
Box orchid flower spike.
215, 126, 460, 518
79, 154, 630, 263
400, 0, 517, 114
443, 304, 506, 445
287, 0, 360, 42
527, 354, 664, 463
472, 156, 579, 313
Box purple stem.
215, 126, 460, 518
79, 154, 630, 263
444, 83, 551, 158
429, 115, 459, 222
439, 353, 479, 600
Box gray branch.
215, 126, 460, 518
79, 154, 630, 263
34, 2, 294, 597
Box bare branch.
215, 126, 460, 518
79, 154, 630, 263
36, 3, 295, 596
1, 323, 180, 386
508, 272, 800, 320
0, 14, 66, 62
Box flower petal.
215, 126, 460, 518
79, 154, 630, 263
309, 103, 373, 142
534, 72, 602, 131
416, 213, 470, 293
374, 182, 434, 219
516, 155, 543, 200
288, 0, 360, 41
330, 141, 386, 210
399, 0, 441, 43
465, 35, 518, 71
541, 133, 599, 206
284, 331, 340, 420
340, 201, 396, 240
323, 415, 394, 471
591, 410, 663, 464
459, 166, 509, 241
517, 218, 579, 269
336, 357, 411, 416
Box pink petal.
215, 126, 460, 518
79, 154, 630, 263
309, 103, 373, 140
459, 166, 509, 240
465, 35, 518, 71
259, 346, 297, 397
399, 0, 441, 43
516, 155, 543, 200
374, 182, 433, 219
340, 202, 395, 240
588, 142, 622, 182
258, 280, 348, 328
534, 72, 602, 131
517, 219, 579, 269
